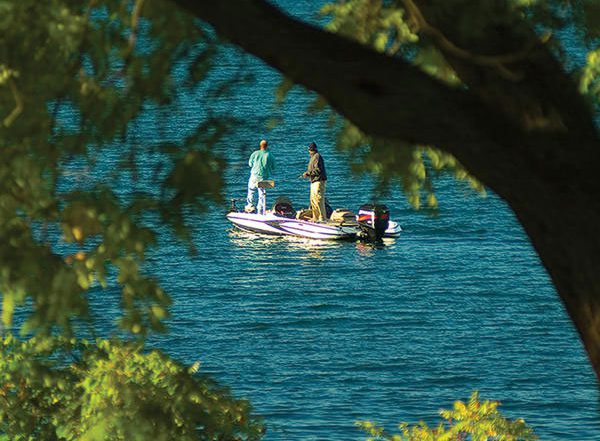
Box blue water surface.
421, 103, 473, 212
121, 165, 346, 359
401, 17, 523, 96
81, 1, 600, 440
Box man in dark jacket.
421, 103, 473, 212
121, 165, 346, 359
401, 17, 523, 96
302, 142, 328, 221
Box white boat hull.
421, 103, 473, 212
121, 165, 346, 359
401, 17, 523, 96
227, 212, 401, 240
226, 212, 357, 240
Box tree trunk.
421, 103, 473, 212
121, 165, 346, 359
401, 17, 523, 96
172, 0, 600, 382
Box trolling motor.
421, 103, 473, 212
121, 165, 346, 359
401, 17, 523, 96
229, 198, 242, 212
357, 204, 390, 241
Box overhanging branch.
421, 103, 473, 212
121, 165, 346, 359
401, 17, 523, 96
170, 0, 517, 160
169, 0, 600, 384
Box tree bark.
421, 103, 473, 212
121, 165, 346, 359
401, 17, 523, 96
172, 0, 600, 382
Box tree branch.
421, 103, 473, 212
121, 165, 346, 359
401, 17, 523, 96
3, 78, 23, 127
170, 0, 600, 382
170, 0, 515, 155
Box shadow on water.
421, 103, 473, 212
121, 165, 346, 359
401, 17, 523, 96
354, 238, 394, 257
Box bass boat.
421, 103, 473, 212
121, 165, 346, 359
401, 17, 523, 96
226, 187, 401, 241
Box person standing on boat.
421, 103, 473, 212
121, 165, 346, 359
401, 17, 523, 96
302, 142, 328, 222
246, 139, 275, 214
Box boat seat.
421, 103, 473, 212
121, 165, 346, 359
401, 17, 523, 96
330, 208, 356, 224
257, 180, 275, 189
272, 196, 295, 219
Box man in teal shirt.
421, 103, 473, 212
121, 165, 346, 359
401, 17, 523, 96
246, 139, 275, 214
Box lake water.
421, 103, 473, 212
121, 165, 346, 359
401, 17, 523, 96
76, 2, 600, 440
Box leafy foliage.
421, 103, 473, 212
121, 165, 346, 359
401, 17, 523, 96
320, 0, 417, 54
274, 0, 478, 209
336, 121, 484, 208
0, 0, 591, 438
0, 335, 263, 440
581, 48, 600, 101
0, 1, 261, 439
275, 0, 600, 207
0, 0, 229, 336
357, 391, 537, 441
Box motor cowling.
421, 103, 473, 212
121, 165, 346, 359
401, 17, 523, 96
357, 204, 390, 241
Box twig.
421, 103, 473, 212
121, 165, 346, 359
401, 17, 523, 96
3, 78, 23, 127
400, 0, 546, 81
127, 0, 146, 58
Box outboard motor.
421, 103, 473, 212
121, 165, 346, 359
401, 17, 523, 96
357, 204, 390, 241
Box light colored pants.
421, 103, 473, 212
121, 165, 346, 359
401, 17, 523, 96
310, 180, 327, 221
247, 174, 266, 214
